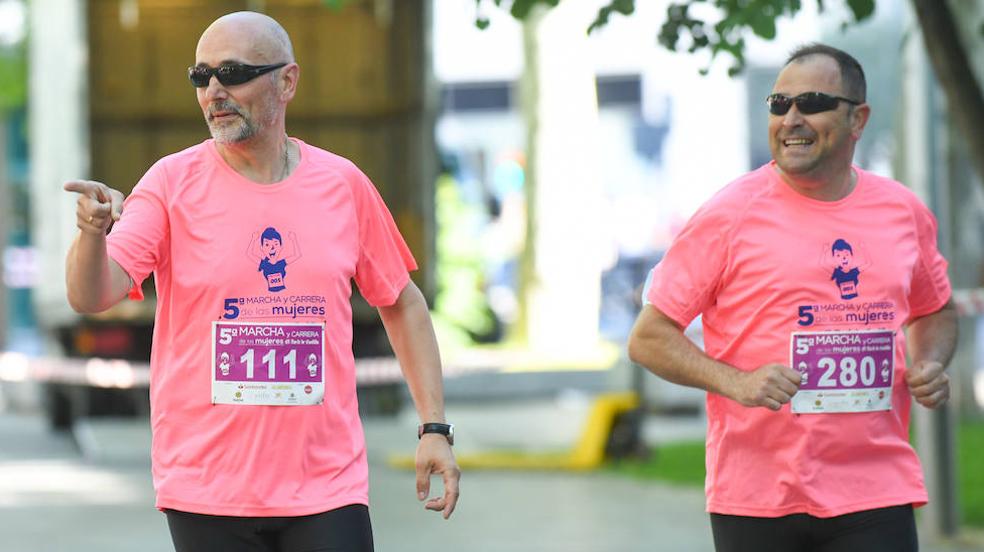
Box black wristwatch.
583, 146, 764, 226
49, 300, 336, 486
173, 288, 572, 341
418, 422, 454, 446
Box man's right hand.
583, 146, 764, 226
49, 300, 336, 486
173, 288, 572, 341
729, 364, 802, 411
64, 180, 125, 235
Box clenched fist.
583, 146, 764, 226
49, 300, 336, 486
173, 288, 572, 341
730, 364, 802, 411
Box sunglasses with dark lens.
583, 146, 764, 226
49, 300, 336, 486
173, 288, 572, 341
188, 62, 287, 88
766, 92, 861, 116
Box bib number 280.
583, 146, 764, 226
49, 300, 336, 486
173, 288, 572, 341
793, 336, 884, 388
789, 330, 894, 414
815, 356, 878, 387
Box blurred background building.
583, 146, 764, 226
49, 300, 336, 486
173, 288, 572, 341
0, 0, 983, 547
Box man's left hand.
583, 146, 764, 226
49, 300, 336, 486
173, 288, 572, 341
415, 435, 460, 519
905, 360, 950, 408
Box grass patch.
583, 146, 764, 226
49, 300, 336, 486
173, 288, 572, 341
959, 420, 984, 527
605, 420, 984, 529
606, 440, 705, 486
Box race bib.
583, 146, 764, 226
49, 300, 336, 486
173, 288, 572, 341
211, 321, 325, 406
266, 272, 285, 290
789, 329, 894, 414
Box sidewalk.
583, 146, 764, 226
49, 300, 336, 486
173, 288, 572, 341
366, 396, 984, 552
2, 374, 982, 552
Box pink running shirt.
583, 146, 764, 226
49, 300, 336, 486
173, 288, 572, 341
647, 162, 950, 518
106, 139, 416, 516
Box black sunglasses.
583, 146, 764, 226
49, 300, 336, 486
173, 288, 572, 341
188, 62, 287, 88
766, 92, 861, 116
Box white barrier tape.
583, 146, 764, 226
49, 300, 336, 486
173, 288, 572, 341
952, 288, 984, 317
0, 353, 498, 389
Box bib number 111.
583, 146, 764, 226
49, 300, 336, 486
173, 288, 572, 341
240, 349, 303, 379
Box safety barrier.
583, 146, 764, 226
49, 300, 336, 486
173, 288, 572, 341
0, 352, 498, 389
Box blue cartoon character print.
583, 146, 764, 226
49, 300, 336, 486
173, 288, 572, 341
820, 238, 871, 300
246, 227, 302, 292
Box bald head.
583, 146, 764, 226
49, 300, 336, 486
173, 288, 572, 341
197, 11, 295, 65
194, 12, 300, 146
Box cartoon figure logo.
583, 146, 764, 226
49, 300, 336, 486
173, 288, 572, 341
218, 352, 231, 376
306, 353, 319, 377
880, 359, 890, 383
820, 239, 870, 300
246, 227, 302, 292
796, 361, 809, 385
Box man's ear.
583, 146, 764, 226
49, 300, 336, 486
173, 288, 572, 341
850, 103, 871, 141
280, 63, 299, 103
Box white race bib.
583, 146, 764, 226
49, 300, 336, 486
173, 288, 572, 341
789, 329, 894, 414
211, 321, 326, 406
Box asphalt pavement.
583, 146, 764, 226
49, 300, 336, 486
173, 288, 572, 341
1, 377, 982, 552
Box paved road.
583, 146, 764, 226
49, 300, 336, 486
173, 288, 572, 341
0, 405, 981, 552
0, 410, 712, 552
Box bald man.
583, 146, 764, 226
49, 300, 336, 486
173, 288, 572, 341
64, 12, 458, 551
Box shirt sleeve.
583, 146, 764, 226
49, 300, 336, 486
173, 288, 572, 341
349, 167, 417, 307
907, 199, 951, 319
646, 200, 732, 327
105, 161, 170, 301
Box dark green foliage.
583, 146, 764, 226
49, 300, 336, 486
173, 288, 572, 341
474, 0, 878, 76
587, 0, 637, 34
474, 0, 561, 29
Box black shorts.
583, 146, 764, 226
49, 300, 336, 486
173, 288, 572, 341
710, 504, 917, 552
164, 503, 373, 552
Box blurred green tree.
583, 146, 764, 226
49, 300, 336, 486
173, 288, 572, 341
473, 0, 984, 190
0, 47, 25, 114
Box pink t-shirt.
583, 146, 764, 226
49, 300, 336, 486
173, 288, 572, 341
107, 139, 416, 516
647, 162, 951, 518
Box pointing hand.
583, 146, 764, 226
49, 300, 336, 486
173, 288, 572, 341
64, 180, 125, 235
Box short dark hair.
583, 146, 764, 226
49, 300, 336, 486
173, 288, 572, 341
831, 238, 853, 254
260, 227, 282, 244
785, 43, 866, 103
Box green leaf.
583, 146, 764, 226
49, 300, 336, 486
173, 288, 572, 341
475, 17, 491, 30
588, 0, 637, 34
510, 0, 559, 19
845, 0, 875, 21
320, 0, 351, 10
509, 0, 537, 19
748, 10, 777, 39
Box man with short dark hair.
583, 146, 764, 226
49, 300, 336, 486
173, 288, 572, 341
628, 43, 956, 552
63, 11, 458, 552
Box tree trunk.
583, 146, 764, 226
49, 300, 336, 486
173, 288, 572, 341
511, 7, 544, 345
514, 2, 606, 351
910, 0, 984, 187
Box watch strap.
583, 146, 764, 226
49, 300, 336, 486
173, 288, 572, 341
418, 422, 454, 445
